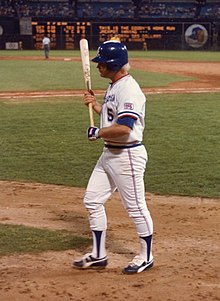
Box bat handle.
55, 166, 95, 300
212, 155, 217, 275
86, 80, 94, 127
86, 80, 91, 91
89, 103, 94, 127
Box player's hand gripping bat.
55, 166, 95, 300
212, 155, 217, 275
79, 38, 94, 127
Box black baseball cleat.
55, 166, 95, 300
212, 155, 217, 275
72, 253, 108, 269
123, 255, 154, 274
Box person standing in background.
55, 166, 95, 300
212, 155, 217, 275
42, 35, 50, 59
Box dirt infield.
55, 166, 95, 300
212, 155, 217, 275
0, 182, 219, 301
0, 58, 219, 301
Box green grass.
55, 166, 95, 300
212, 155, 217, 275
0, 98, 101, 185
0, 60, 88, 91
0, 59, 191, 92
0, 50, 81, 57
0, 224, 91, 256
128, 50, 220, 61
0, 94, 219, 198
145, 93, 220, 197
1, 50, 220, 61
2, 49, 219, 92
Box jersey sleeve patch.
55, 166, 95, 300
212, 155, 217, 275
124, 103, 134, 110
116, 116, 136, 129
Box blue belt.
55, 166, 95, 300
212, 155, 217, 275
105, 143, 142, 149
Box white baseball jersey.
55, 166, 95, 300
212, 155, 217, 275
100, 74, 146, 145
42, 37, 50, 46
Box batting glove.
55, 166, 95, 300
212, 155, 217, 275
87, 127, 100, 141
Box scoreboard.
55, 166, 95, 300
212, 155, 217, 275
94, 23, 182, 49
32, 21, 91, 49
0, 18, 212, 50
97, 24, 179, 42
31, 21, 210, 50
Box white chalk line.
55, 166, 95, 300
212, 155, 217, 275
0, 87, 220, 99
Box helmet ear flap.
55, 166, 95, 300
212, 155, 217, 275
92, 41, 128, 71
106, 62, 120, 72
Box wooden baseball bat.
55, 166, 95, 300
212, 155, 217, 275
79, 38, 94, 127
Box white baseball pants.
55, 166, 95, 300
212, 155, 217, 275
84, 145, 153, 237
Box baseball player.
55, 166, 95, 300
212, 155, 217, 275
73, 41, 154, 274
42, 35, 50, 59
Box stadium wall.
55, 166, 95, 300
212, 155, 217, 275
0, 18, 219, 51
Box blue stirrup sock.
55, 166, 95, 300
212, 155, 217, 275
92, 230, 106, 259
139, 235, 153, 262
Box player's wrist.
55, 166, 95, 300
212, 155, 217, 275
96, 128, 101, 138
92, 102, 99, 109
92, 102, 97, 109
92, 103, 102, 115
87, 126, 100, 141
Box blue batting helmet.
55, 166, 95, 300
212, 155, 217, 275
92, 41, 128, 71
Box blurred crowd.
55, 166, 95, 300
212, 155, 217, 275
0, 0, 16, 17
0, 0, 219, 19
79, 2, 135, 19
0, 0, 75, 18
